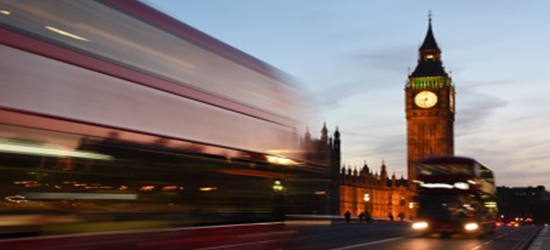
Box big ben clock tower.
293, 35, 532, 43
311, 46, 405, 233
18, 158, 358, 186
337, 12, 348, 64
406, 17, 455, 183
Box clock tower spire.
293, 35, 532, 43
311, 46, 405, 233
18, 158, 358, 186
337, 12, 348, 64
405, 16, 455, 183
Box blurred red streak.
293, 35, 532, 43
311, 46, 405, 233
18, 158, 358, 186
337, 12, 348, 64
138, 230, 295, 248
137, 235, 235, 248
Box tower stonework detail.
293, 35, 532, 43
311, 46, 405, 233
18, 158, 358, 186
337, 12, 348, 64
405, 19, 455, 183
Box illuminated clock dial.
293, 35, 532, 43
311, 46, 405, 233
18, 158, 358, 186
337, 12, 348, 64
414, 91, 438, 109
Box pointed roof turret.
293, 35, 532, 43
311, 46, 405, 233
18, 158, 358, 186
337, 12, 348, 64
321, 122, 329, 142
410, 12, 448, 78
419, 13, 440, 52
380, 160, 388, 180
304, 128, 311, 141
362, 160, 370, 173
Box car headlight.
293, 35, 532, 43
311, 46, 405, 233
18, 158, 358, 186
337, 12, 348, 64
412, 221, 429, 230
464, 223, 479, 231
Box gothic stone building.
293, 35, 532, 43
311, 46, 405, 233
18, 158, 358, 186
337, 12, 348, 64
301, 123, 341, 215
303, 124, 414, 218
340, 163, 414, 218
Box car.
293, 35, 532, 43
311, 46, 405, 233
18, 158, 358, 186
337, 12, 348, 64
507, 221, 519, 227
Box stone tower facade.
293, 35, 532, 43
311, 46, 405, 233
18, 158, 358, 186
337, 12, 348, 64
405, 18, 455, 183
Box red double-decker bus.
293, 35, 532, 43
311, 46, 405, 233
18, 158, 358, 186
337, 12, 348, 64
0, 0, 326, 242
411, 156, 497, 237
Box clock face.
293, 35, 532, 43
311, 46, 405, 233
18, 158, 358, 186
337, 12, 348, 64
414, 91, 438, 108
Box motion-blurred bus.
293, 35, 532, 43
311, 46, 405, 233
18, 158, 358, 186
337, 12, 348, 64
411, 156, 497, 237
0, 0, 326, 240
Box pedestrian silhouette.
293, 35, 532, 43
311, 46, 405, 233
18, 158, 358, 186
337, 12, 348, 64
398, 212, 405, 221
388, 213, 394, 222
365, 210, 372, 224
358, 212, 365, 223
344, 211, 351, 223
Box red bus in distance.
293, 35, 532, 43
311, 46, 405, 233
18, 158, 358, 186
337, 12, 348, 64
411, 156, 497, 237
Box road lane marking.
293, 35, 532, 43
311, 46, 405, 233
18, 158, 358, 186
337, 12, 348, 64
484, 240, 494, 244
327, 234, 417, 250
190, 226, 412, 250
470, 246, 481, 250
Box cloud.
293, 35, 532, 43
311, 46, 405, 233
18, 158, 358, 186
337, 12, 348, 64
312, 46, 416, 110
313, 80, 372, 109
457, 127, 550, 187
497, 167, 550, 187
455, 87, 507, 136
341, 130, 407, 174
346, 45, 415, 74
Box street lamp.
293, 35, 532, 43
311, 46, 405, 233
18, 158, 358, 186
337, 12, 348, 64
272, 180, 283, 192
364, 193, 370, 202
409, 202, 415, 220
363, 193, 371, 220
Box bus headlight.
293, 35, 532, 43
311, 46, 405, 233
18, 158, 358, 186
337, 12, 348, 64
464, 223, 479, 231
412, 221, 428, 230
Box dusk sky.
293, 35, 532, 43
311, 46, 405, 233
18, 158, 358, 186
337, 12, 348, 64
147, 0, 550, 187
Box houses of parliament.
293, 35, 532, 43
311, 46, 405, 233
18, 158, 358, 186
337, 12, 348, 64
302, 124, 414, 219
305, 17, 455, 219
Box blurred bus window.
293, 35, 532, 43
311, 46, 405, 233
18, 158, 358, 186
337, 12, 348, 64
0, 0, 301, 120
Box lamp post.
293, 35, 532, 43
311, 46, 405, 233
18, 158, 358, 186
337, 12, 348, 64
409, 202, 414, 220
272, 180, 284, 221
364, 193, 370, 216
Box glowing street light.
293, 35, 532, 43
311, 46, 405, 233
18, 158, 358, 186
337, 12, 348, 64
273, 180, 283, 191
363, 193, 370, 202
